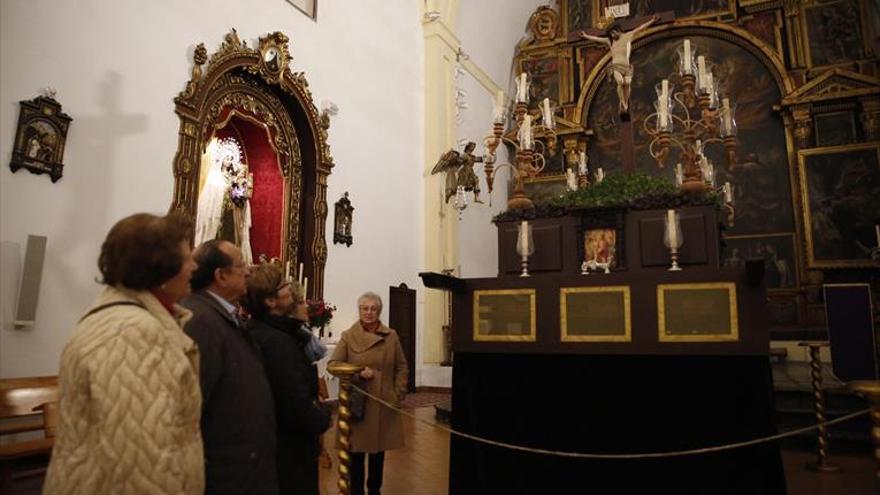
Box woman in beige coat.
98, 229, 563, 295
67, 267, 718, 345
43, 213, 204, 495
330, 292, 408, 495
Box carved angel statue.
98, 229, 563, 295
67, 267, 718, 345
431, 141, 484, 204
195, 137, 255, 264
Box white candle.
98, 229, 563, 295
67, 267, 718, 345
579, 151, 587, 176
542, 98, 554, 129
303, 276, 308, 298
596, 167, 604, 183
285, 261, 291, 280
722, 97, 732, 133
659, 79, 669, 128
675, 163, 683, 186
697, 56, 706, 88
683, 40, 691, 73
667, 209, 678, 247
521, 115, 532, 149
520, 220, 530, 254
494, 90, 505, 122
298, 262, 304, 284
518, 73, 528, 102
876, 224, 880, 247
723, 181, 732, 203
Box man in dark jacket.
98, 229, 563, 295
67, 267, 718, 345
182, 239, 278, 495
244, 263, 332, 495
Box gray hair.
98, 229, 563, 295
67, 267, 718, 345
357, 291, 383, 313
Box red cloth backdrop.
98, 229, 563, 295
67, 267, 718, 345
215, 112, 284, 261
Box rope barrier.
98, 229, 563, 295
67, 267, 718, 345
349, 384, 872, 460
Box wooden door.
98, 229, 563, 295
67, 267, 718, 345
389, 283, 416, 392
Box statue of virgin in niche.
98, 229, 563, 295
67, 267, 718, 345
195, 137, 254, 264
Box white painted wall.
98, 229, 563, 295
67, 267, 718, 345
0, 0, 423, 377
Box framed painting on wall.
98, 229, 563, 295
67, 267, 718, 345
722, 233, 799, 290
814, 111, 857, 147
798, 143, 880, 268
802, 0, 866, 68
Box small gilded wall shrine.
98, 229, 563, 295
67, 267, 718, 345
512, 0, 880, 335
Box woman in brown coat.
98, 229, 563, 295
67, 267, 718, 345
330, 292, 408, 495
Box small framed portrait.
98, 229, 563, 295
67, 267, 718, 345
798, 143, 880, 268
578, 209, 625, 272
286, 0, 316, 20
8, 93, 73, 183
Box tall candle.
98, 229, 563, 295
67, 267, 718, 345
675, 163, 683, 186
521, 115, 532, 149
596, 167, 604, 183
723, 181, 732, 203
579, 151, 587, 176
303, 277, 308, 298
722, 98, 732, 133
285, 261, 291, 280
697, 56, 706, 88
298, 262, 304, 284
683, 40, 691, 73
542, 98, 554, 129
520, 220, 530, 254
876, 224, 880, 247
518, 73, 528, 102
659, 79, 669, 127
494, 90, 505, 121
667, 209, 678, 247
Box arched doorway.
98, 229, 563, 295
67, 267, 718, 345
170, 30, 334, 298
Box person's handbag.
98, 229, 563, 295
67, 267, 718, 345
348, 375, 366, 422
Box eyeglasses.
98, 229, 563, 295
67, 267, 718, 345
359, 306, 380, 313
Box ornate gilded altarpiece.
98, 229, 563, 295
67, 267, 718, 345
513, 1, 879, 333
171, 30, 334, 299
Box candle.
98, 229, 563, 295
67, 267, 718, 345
303, 276, 308, 298
521, 115, 532, 149
722, 97, 732, 133
596, 167, 604, 183
285, 261, 291, 280
723, 181, 732, 203
697, 56, 706, 89
542, 98, 554, 129
517, 73, 528, 102
876, 224, 880, 247
706, 72, 715, 98
579, 151, 587, 176
683, 39, 691, 73
520, 220, 530, 254
298, 262, 304, 284
667, 209, 678, 247
494, 90, 505, 122
659, 79, 669, 128
674, 163, 683, 186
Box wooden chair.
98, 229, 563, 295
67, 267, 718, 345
0, 376, 59, 494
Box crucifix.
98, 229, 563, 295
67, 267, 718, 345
574, 7, 674, 171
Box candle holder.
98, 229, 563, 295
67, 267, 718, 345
581, 260, 589, 275
517, 221, 534, 277
664, 210, 684, 271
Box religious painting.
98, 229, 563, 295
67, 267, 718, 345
473, 289, 536, 342
584, 229, 617, 268
722, 233, 798, 290
739, 11, 782, 54
803, 0, 864, 67
523, 176, 568, 203
798, 143, 880, 268
628, 0, 735, 21
814, 111, 857, 147
8, 94, 73, 183
586, 34, 792, 236
657, 282, 739, 342
560, 286, 631, 342
522, 56, 561, 110
579, 209, 626, 271
286, 0, 316, 19
565, 0, 593, 35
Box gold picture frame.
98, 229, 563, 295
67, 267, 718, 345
472, 289, 537, 342
797, 143, 880, 269
657, 282, 739, 342
560, 286, 631, 342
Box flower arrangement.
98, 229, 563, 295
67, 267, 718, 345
307, 299, 336, 330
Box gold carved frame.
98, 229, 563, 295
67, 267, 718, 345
560, 286, 631, 342
657, 282, 740, 343
472, 289, 537, 342
170, 30, 334, 298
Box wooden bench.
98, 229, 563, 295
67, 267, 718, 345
0, 376, 59, 494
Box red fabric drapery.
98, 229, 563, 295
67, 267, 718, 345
214, 110, 284, 261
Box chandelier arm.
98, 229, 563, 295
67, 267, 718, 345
672, 92, 691, 123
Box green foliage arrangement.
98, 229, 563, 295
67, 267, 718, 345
492, 171, 721, 223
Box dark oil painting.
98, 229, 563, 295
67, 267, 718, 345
586, 34, 792, 236
523, 57, 561, 109
800, 145, 880, 264
723, 234, 797, 289
629, 0, 734, 19
566, 0, 592, 34
804, 0, 864, 67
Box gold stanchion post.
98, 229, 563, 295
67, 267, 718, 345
848, 380, 880, 489
327, 362, 365, 495
798, 341, 840, 473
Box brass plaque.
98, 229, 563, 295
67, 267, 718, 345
473, 289, 536, 342
560, 286, 631, 342
658, 283, 739, 342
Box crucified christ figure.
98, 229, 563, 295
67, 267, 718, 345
580, 15, 658, 117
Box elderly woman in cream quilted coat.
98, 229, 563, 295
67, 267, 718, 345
43, 213, 204, 495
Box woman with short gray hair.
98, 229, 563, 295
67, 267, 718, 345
329, 291, 408, 495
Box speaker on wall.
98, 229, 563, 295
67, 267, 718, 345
14, 235, 47, 327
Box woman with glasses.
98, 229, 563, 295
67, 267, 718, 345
329, 292, 409, 495
244, 263, 331, 495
